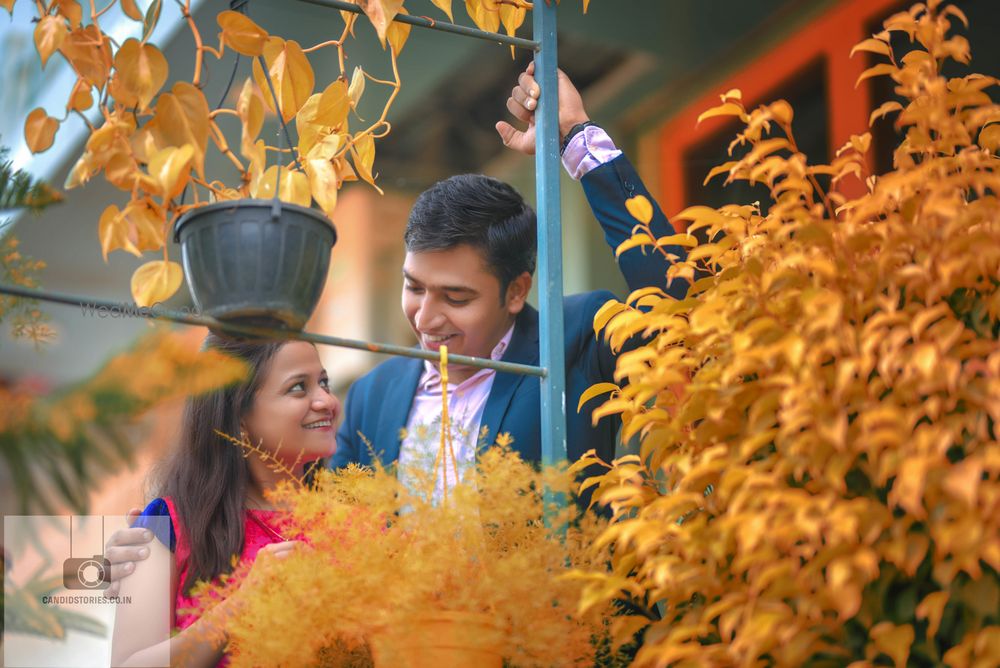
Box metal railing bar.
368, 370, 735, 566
0, 283, 547, 377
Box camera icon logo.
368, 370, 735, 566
63, 555, 111, 590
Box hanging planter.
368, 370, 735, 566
367, 611, 505, 668
172, 199, 336, 329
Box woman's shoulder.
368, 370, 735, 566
132, 497, 177, 552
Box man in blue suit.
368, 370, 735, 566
331, 65, 687, 491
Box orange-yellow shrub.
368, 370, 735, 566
191, 445, 614, 667
575, 3, 999, 666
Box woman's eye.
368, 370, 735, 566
320, 378, 330, 391
289, 381, 305, 392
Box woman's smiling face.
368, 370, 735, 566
241, 341, 340, 465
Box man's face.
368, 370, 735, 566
402, 244, 529, 382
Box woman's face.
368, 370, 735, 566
241, 341, 340, 465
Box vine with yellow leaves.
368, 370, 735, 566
11, 0, 589, 308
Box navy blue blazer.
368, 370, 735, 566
331, 153, 685, 469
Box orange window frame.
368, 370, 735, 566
657, 0, 903, 228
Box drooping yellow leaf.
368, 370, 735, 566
67, 78, 93, 112
316, 79, 350, 128
121, 0, 143, 21
59, 25, 113, 88
850, 37, 891, 59
251, 166, 311, 207
656, 233, 699, 249
593, 299, 628, 337
141, 0, 161, 42
251, 37, 314, 122
868, 622, 913, 668
348, 66, 365, 109
98, 204, 139, 261
429, 0, 453, 21
110, 38, 168, 110
978, 123, 1000, 152
625, 195, 654, 224
498, 3, 526, 38
358, 0, 404, 46
123, 199, 166, 252
24, 108, 58, 153
855, 63, 898, 87
34, 15, 67, 68
386, 6, 411, 54
577, 382, 619, 413
237, 78, 264, 157
465, 0, 499, 32
307, 132, 345, 162
148, 144, 194, 200
131, 260, 183, 307
217, 10, 268, 57
615, 233, 654, 258
1, 1, 15, 16
306, 158, 338, 218
770, 100, 794, 124
915, 591, 949, 641
54, 0, 81, 28
869, 100, 903, 125
104, 151, 139, 191
350, 132, 378, 190
149, 82, 209, 179
697, 102, 747, 125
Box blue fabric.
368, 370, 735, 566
133, 497, 175, 553
331, 153, 685, 470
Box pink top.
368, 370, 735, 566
159, 497, 295, 665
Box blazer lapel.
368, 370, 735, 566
480, 307, 539, 449
375, 357, 423, 465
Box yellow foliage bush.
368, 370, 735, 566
575, 3, 999, 666
192, 445, 614, 667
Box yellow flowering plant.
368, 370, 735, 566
572, 1, 999, 666
188, 443, 613, 667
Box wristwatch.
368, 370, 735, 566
559, 121, 598, 156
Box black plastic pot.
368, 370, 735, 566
173, 199, 337, 330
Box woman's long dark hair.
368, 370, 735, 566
153, 332, 286, 596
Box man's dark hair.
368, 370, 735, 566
405, 174, 537, 301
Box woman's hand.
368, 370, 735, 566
216, 540, 302, 620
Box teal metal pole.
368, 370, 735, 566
533, 2, 567, 469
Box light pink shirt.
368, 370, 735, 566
561, 125, 622, 180
397, 325, 514, 503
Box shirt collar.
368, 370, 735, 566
419, 322, 515, 391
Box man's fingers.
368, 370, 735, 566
506, 96, 532, 124
511, 84, 535, 111
108, 561, 137, 583
518, 70, 539, 99
103, 582, 120, 599
495, 121, 519, 147
106, 527, 154, 550
105, 544, 152, 566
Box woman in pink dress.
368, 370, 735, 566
111, 333, 340, 667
